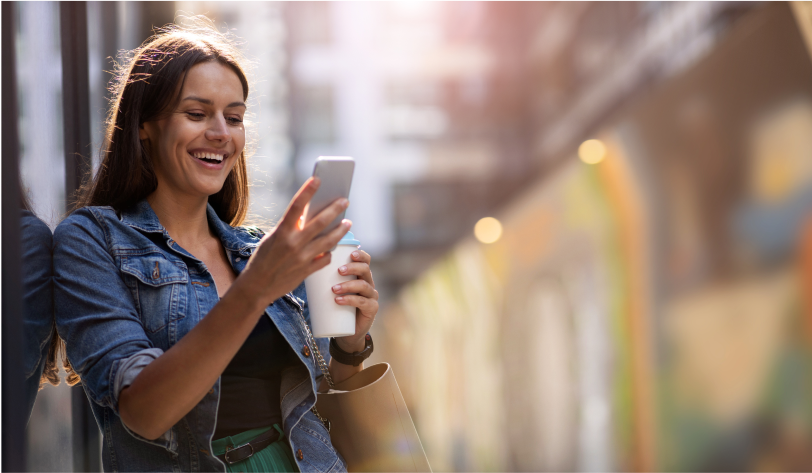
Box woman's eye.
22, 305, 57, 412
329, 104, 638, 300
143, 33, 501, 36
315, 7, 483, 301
227, 116, 243, 125
186, 112, 206, 119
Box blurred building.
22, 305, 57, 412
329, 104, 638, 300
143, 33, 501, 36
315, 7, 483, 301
16, 3, 65, 230
285, 2, 758, 307
286, 2, 533, 301
373, 2, 812, 472
288, 3, 439, 254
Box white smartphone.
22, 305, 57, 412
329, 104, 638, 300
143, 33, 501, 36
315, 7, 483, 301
303, 156, 355, 239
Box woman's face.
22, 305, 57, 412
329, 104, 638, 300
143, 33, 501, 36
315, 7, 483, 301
139, 61, 246, 200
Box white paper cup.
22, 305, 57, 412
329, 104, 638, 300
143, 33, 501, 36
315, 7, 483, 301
305, 232, 360, 338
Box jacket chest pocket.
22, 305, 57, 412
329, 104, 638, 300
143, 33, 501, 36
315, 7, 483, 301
120, 254, 188, 334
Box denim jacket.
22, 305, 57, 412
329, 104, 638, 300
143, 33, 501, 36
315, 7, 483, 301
22, 210, 55, 423
54, 200, 346, 472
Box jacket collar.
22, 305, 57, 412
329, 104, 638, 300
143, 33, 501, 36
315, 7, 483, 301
205, 203, 258, 254
119, 199, 257, 254
119, 199, 166, 234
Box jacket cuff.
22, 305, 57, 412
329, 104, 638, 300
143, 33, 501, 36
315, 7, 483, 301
112, 348, 164, 410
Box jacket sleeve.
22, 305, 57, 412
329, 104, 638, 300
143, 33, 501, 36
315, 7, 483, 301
54, 209, 156, 414
21, 210, 55, 422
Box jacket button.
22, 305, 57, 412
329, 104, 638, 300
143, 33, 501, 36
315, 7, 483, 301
208, 388, 214, 395
297, 449, 303, 460
302, 345, 311, 357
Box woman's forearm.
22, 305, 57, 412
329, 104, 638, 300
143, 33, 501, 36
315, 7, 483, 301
118, 188, 354, 440
328, 358, 364, 386
326, 335, 365, 385
118, 277, 269, 440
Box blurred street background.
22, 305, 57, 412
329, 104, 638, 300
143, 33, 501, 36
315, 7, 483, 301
8, 1, 812, 471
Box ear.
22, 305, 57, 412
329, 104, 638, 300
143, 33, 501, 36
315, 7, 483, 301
138, 122, 149, 141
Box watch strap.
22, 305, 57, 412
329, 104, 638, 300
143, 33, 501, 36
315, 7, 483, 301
329, 334, 373, 367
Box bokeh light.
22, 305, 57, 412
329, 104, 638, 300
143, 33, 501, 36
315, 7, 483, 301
578, 139, 607, 164
474, 217, 503, 244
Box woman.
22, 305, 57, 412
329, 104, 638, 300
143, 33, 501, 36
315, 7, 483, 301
54, 24, 378, 472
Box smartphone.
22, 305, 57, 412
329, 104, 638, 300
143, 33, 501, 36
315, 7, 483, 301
303, 156, 355, 240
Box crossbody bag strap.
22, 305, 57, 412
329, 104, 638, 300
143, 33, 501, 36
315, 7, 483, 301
285, 292, 336, 390
287, 295, 335, 431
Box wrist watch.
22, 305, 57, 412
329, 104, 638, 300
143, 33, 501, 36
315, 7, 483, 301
329, 334, 373, 367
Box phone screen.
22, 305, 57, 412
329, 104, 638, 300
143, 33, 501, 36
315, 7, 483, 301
303, 157, 355, 238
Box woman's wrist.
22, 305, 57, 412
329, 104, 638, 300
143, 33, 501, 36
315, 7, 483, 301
231, 265, 290, 308
335, 334, 365, 353
328, 357, 363, 384
227, 273, 275, 313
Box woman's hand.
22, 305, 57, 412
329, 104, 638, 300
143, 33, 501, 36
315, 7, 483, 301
332, 249, 378, 353
239, 177, 351, 306
119, 177, 351, 440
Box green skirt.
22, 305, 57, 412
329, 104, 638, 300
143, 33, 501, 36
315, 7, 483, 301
211, 425, 300, 473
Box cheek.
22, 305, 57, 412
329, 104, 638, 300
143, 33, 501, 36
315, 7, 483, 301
177, 123, 199, 148
233, 128, 246, 153
163, 117, 196, 142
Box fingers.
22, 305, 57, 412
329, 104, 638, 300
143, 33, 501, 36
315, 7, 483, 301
332, 279, 378, 299
338, 252, 374, 287
350, 250, 371, 264
335, 294, 379, 316
338, 263, 374, 287
306, 218, 351, 257
307, 251, 332, 274
300, 197, 349, 241
280, 177, 319, 231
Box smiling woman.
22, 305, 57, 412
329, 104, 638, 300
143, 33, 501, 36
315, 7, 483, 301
54, 19, 380, 473
77, 26, 251, 225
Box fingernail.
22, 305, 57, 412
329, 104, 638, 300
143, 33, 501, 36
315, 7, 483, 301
338, 265, 347, 273
332, 284, 341, 293
340, 198, 349, 208
342, 219, 351, 228
335, 296, 344, 302
352, 251, 359, 258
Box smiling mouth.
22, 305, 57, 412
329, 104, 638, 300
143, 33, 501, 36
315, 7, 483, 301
191, 151, 228, 164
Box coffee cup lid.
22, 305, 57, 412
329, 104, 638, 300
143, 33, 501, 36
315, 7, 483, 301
339, 231, 360, 246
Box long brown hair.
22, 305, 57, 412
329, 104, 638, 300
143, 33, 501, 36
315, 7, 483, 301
76, 20, 251, 225
52, 20, 253, 388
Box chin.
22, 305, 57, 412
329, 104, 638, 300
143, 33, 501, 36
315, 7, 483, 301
200, 177, 230, 192
191, 169, 234, 195
204, 186, 227, 197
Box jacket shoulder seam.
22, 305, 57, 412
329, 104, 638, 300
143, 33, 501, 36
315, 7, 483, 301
86, 207, 117, 259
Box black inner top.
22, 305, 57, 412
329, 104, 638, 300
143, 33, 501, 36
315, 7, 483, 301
214, 314, 299, 439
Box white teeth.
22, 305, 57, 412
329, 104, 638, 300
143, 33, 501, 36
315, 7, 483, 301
192, 152, 225, 162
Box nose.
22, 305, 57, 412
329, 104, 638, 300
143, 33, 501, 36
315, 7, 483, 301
204, 116, 231, 143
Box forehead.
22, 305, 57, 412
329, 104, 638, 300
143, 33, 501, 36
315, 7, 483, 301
180, 61, 244, 101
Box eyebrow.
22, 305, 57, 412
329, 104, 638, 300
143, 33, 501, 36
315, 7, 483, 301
181, 95, 246, 108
